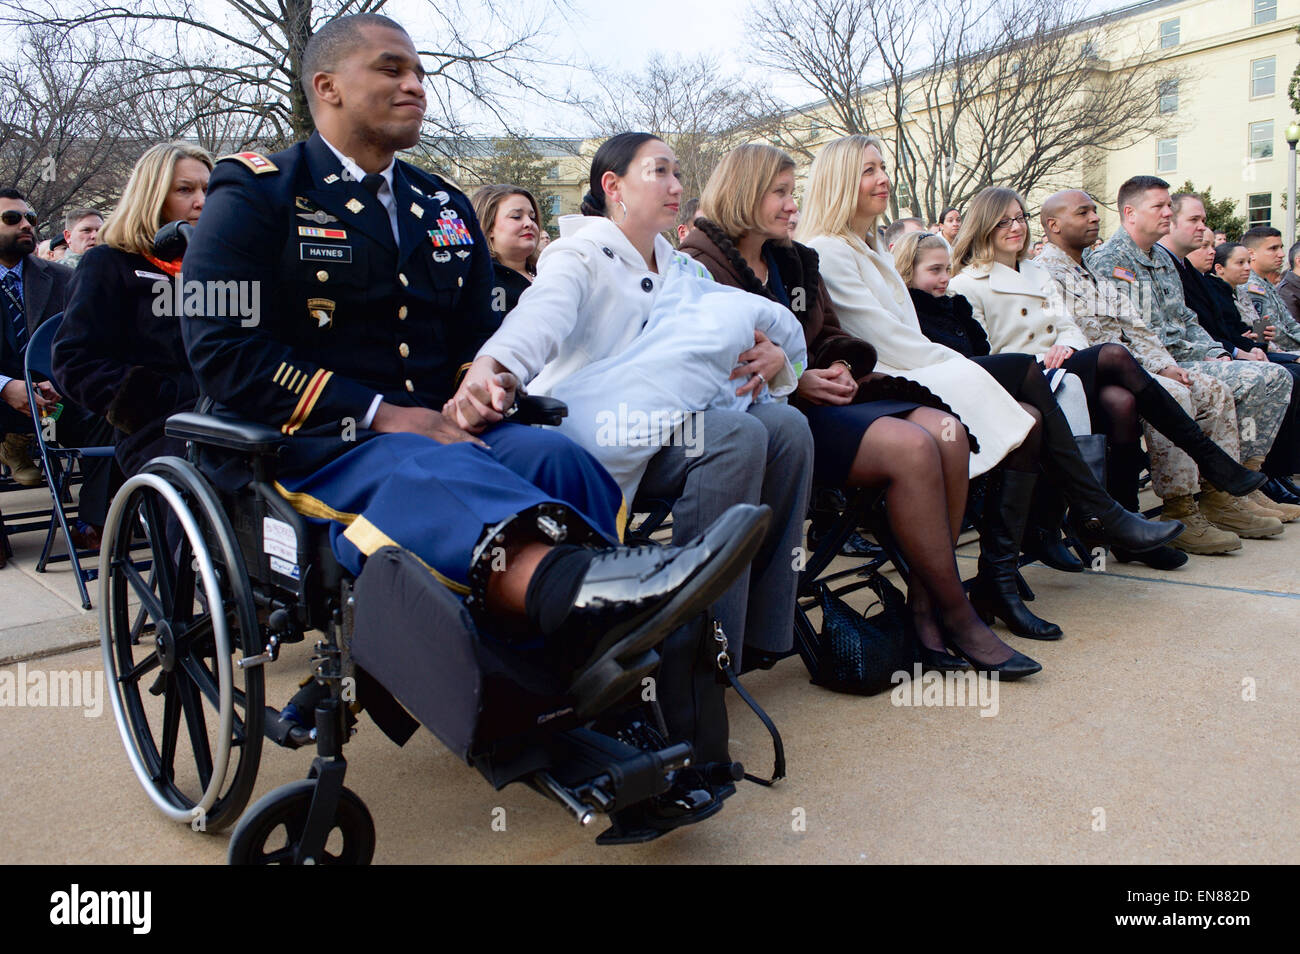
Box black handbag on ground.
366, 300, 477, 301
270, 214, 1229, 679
812, 574, 916, 695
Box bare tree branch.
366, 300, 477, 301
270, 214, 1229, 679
747, 0, 1181, 221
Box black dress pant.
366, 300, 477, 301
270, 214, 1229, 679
1, 399, 119, 526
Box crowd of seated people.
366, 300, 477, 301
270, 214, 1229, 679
8, 11, 1300, 841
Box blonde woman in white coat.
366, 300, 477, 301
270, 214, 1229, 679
798, 136, 1181, 655
460, 134, 814, 793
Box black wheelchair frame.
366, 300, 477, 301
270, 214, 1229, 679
98, 407, 700, 864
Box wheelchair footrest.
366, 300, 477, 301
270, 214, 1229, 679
531, 727, 693, 821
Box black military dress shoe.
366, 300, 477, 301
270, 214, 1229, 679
1111, 544, 1189, 570
1276, 475, 1300, 498
1261, 477, 1300, 506
565, 504, 772, 715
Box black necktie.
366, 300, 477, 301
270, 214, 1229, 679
2, 271, 25, 352
361, 173, 385, 196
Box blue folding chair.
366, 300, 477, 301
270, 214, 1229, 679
24, 313, 116, 609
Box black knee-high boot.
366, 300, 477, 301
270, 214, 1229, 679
970, 469, 1064, 640
1133, 378, 1265, 497
1022, 482, 1085, 572
1106, 440, 1144, 513
1038, 404, 1185, 552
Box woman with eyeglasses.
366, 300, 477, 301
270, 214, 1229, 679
798, 136, 1180, 653
51, 142, 212, 478
948, 187, 1278, 564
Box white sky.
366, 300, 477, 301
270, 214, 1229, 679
469, 0, 1142, 135
3, 0, 1141, 138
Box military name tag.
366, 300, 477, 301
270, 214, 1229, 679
301, 243, 352, 263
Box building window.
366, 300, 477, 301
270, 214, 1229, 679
1254, 0, 1277, 25
1251, 57, 1276, 97
1250, 120, 1275, 160
546, 165, 559, 180
1159, 79, 1178, 114
1156, 137, 1177, 173
1248, 192, 1272, 227
1159, 18, 1180, 48
1081, 40, 1099, 59
549, 195, 562, 216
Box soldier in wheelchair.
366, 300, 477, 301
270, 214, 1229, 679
94, 12, 769, 862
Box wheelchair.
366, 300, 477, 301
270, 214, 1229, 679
98, 405, 708, 864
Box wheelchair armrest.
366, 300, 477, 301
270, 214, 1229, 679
513, 394, 567, 427
165, 412, 287, 455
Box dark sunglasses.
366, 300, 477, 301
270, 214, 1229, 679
1, 210, 37, 227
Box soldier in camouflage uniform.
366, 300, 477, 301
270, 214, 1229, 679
1089, 176, 1289, 542
1238, 226, 1300, 351
1163, 203, 1300, 512
1038, 191, 1251, 555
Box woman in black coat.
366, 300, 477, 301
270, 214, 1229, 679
470, 184, 541, 322
51, 142, 212, 477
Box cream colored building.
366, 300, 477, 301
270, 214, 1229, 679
1095, 0, 1299, 236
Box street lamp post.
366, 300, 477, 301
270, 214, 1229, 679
1287, 122, 1300, 249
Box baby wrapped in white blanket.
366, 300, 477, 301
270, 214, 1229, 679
546, 252, 808, 502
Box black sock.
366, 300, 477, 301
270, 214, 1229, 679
524, 544, 596, 636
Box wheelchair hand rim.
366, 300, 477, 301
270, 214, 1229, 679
99, 471, 235, 824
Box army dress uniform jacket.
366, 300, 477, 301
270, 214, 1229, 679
182, 133, 498, 478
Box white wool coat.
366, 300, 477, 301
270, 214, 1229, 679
480, 214, 797, 396
806, 233, 1033, 477
949, 259, 1090, 356
480, 215, 805, 500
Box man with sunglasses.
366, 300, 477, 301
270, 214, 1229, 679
0, 188, 72, 489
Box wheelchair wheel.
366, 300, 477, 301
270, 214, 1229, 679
227, 780, 375, 865
99, 457, 265, 832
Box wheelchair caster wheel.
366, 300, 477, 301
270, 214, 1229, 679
228, 780, 375, 865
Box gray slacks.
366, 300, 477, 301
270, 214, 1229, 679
637, 401, 812, 668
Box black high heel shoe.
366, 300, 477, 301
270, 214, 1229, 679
940, 633, 1042, 680
918, 643, 972, 672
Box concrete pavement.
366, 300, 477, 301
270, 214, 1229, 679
1, 479, 1296, 864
